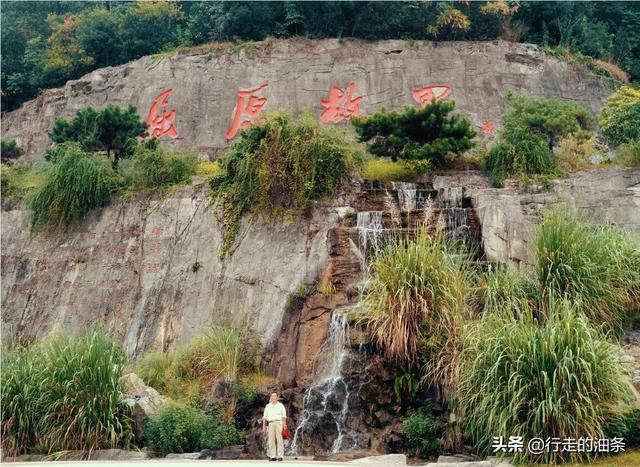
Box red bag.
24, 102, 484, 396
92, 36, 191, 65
282, 426, 291, 440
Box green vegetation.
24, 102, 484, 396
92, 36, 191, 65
616, 138, 640, 167
4, 2, 640, 112
211, 111, 361, 258
535, 210, 640, 329
403, 407, 444, 458
0, 163, 44, 202
359, 158, 422, 182
352, 228, 473, 395
1, 328, 133, 457
1, 139, 24, 163
29, 143, 119, 232
484, 93, 593, 185
599, 86, 640, 147
458, 300, 634, 464
352, 100, 476, 168
120, 142, 198, 189
479, 264, 538, 315
605, 408, 640, 449
145, 402, 244, 455
48, 104, 147, 165
137, 323, 260, 405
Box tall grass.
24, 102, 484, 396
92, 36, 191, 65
352, 228, 473, 396
28, 143, 118, 232
535, 209, 640, 329
458, 299, 634, 464
479, 264, 538, 315
211, 110, 362, 257
1, 328, 133, 456
120, 142, 198, 189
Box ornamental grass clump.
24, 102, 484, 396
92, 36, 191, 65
210, 111, 362, 257
29, 142, 118, 232
1, 328, 133, 456
535, 209, 640, 329
457, 299, 634, 464
352, 227, 473, 396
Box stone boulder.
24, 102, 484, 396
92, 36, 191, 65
119, 373, 167, 441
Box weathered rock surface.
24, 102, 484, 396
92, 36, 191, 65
1, 181, 353, 357
2, 39, 613, 163
434, 168, 640, 266
119, 373, 167, 441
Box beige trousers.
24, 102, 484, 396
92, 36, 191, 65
267, 420, 284, 459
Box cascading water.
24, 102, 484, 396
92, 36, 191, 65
288, 312, 362, 456
355, 211, 385, 266
437, 186, 470, 244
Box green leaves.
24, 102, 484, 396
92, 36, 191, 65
352, 100, 476, 167
599, 86, 640, 147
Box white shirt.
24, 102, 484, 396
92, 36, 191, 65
263, 401, 287, 421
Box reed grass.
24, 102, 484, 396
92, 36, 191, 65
458, 299, 634, 464
1, 328, 133, 456
352, 227, 473, 396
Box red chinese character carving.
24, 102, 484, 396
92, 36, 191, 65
151, 226, 164, 237
482, 121, 494, 135
226, 83, 269, 139
412, 85, 452, 107
320, 82, 363, 123
146, 89, 178, 139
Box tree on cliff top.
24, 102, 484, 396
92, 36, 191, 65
351, 100, 476, 168
48, 104, 147, 165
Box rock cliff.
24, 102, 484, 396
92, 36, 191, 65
2, 39, 613, 162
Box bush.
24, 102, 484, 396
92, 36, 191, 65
1, 328, 133, 456
599, 86, 640, 147
403, 407, 444, 458
29, 143, 118, 232
211, 111, 361, 257
535, 209, 640, 329
616, 138, 640, 167
458, 300, 634, 464
352, 100, 476, 167
352, 228, 473, 396
121, 143, 197, 188
1, 139, 25, 163
605, 408, 640, 449
145, 403, 243, 455
484, 93, 593, 184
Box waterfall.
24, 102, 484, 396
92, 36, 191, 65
288, 312, 360, 456
356, 211, 384, 264
437, 186, 470, 244
391, 181, 417, 211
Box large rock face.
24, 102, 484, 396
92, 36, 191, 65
0, 179, 355, 357
2, 39, 612, 162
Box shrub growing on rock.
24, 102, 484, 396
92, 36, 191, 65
29, 143, 119, 232
120, 141, 198, 188
211, 111, 362, 257
1, 328, 133, 456
535, 209, 640, 329
145, 403, 244, 455
599, 85, 640, 147
458, 300, 633, 464
351, 100, 476, 168
484, 93, 593, 184
0, 139, 24, 163
402, 407, 444, 458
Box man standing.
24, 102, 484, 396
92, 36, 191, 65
263, 392, 287, 461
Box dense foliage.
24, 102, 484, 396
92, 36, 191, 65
211, 111, 361, 257
3, 1, 639, 112
145, 403, 244, 455
599, 85, 640, 146
1, 328, 133, 456
402, 407, 444, 458
1, 139, 25, 163
120, 141, 198, 189
535, 210, 640, 329
352, 100, 476, 167
484, 93, 593, 184
352, 228, 473, 396
458, 301, 633, 464
48, 104, 147, 165
29, 143, 119, 232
